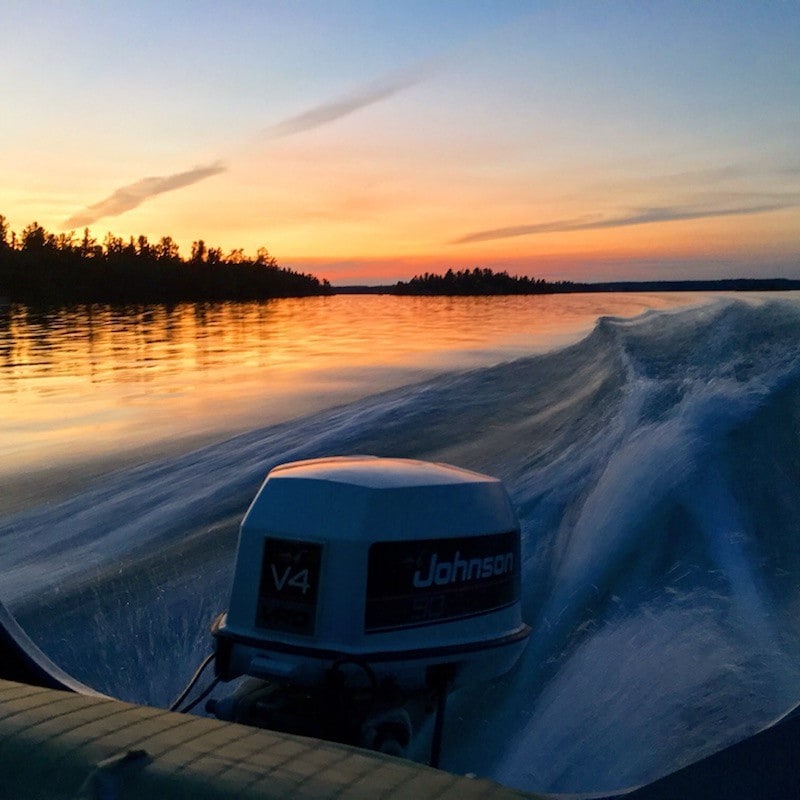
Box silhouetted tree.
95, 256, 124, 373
190, 239, 207, 263
80, 228, 100, 259
0, 215, 10, 274
226, 248, 245, 264
392, 267, 583, 295
255, 247, 276, 267
156, 236, 180, 261
20, 222, 47, 252
103, 232, 124, 256
136, 235, 151, 258
0, 213, 332, 303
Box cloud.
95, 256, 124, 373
64, 162, 226, 228
63, 66, 428, 229
451, 201, 798, 245
263, 68, 426, 139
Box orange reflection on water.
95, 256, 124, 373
0, 293, 705, 479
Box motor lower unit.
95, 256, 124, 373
208, 456, 530, 764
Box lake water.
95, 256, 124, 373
3, 290, 800, 794
1, 292, 705, 492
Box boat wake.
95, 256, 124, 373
3, 296, 800, 794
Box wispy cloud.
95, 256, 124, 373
452, 200, 798, 245
64, 162, 226, 228
264, 68, 426, 139
64, 66, 428, 229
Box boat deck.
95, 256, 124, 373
0, 678, 543, 799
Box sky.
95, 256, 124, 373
2, 1, 798, 285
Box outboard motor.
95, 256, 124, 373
208, 456, 530, 764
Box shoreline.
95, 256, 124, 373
336, 278, 800, 294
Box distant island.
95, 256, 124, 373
0, 215, 331, 303
353, 268, 800, 295
393, 268, 575, 295
2, 215, 798, 305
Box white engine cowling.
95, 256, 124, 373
212, 456, 530, 692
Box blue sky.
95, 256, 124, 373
2, 1, 798, 283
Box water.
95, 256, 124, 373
0, 293, 695, 484
2, 291, 799, 795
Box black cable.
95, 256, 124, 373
427, 664, 454, 769
181, 676, 221, 713
168, 652, 215, 712
430, 680, 448, 769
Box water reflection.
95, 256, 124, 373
0, 293, 700, 479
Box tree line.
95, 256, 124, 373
0, 215, 331, 304
391, 268, 800, 295
393, 267, 582, 295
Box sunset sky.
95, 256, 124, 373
2, 1, 798, 284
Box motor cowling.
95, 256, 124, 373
210, 456, 530, 760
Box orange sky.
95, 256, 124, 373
2, 2, 798, 284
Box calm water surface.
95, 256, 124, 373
0, 293, 707, 480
